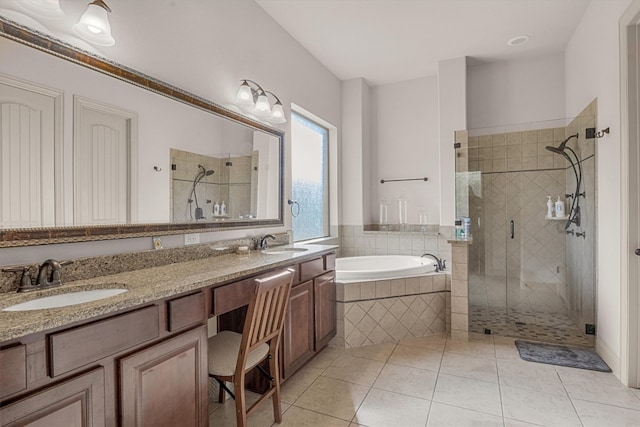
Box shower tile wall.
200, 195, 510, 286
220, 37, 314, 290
563, 100, 597, 337
170, 149, 252, 222
467, 129, 569, 316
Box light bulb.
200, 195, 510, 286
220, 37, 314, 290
73, 0, 115, 46
235, 81, 254, 106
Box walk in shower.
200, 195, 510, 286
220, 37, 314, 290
455, 101, 598, 346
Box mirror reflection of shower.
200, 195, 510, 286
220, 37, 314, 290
188, 165, 214, 220
545, 133, 583, 229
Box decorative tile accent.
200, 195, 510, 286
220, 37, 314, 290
337, 292, 447, 348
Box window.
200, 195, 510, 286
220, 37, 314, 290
291, 111, 329, 241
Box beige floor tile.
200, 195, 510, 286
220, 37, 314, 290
573, 398, 640, 427
503, 418, 544, 427
305, 346, 345, 369
497, 358, 566, 396
427, 402, 503, 427
345, 342, 397, 362
440, 352, 498, 383
322, 354, 385, 386
208, 391, 290, 427
494, 336, 521, 360
445, 336, 496, 359
432, 373, 502, 416
399, 334, 447, 351
277, 406, 350, 427
280, 367, 324, 404
501, 384, 581, 426
353, 388, 430, 427
632, 387, 640, 400
372, 363, 437, 399
387, 344, 443, 371
555, 366, 640, 410
295, 376, 369, 421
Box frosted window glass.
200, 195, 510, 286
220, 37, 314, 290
291, 112, 329, 241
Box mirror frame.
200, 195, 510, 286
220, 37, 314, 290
0, 17, 285, 247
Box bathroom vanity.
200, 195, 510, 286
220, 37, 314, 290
0, 246, 336, 427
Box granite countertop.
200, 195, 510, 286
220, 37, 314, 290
0, 244, 338, 343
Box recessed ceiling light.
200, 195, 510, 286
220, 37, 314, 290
507, 35, 530, 47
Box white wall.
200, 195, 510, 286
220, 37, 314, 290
564, 0, 633, 373
0, 0, 341, 265
467, 54, 566, 131
372, 76, 440, 225
438, 57, 468, 226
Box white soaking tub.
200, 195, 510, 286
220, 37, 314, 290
335, 255, 437, 282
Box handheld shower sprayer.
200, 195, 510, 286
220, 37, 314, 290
189, 165, 214, 220
545, 133, 583, 229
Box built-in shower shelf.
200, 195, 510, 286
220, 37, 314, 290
545, 216, 568, 221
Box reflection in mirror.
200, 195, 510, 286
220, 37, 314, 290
0, 17, 284, 246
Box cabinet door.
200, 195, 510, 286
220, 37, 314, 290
0, 368, 105, 427
282, 280, 314, 379
119, 326, 208, 427
314, 273, 336, 350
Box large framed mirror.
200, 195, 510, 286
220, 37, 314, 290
0, 17, 284, 247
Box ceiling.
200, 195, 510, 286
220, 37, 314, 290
256, 0, 591, 86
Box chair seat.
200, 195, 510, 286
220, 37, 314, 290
208, 330, 270, 377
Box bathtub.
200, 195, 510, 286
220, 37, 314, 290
336, 255, 437, 282
333, 255, 449, 348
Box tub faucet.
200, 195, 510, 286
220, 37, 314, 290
258, 234, 277, 249
36, 259, 72, 289
420, 253, 446, 272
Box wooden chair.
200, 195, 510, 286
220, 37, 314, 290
207, 268, 294, 427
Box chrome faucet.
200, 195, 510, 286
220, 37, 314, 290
421, 253, 446, 272
258, 234, 277, 249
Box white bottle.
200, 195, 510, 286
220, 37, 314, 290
546, 196, 554, 218
555, 196, 565, 218
221, 201, 227, 216
213, 201, 220, 216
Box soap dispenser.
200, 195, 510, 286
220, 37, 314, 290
555, 196, 565, 218
213, 201, 220, 216
546, 196, 554, 218
221, 201, 227, 216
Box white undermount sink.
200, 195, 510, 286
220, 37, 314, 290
2, 289, 128, 312
261, 247, 309, 255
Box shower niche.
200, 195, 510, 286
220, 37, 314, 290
455, 100, 597, 347
170, 148, 258, 222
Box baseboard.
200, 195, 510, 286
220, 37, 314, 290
596, 338, 621, 378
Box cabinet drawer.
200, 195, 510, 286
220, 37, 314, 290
0, 345, 26, 399
212, 278, 254, 316
300, 257, 325, 283
49, 306, 159, 377
167, 292, 206, 332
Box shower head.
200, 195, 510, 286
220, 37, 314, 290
545, 133, 579, 155
197, 164, 214, 176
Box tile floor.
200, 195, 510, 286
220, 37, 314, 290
208, 333, 640, 426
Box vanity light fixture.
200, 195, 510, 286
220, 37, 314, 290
73, 0, 115, 46
234, 80, 287, 124
16, 0, 65, 20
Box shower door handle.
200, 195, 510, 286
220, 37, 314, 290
510, 220, 515, 239
635, 248, 640, 256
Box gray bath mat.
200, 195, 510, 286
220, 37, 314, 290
515, 340, 611, 372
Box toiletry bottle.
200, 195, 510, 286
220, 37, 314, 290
213, 201, 220, 216
546, 196, 553, 218
221, 201, 227, 216
463, 217, 471, 238
455, 218, 463, 238
555, 196, 565, 218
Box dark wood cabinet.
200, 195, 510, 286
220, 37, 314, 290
0, 368, 105, 427
119, 326, 208, 427
314, 272, 337, 350
282, 280, 315, 378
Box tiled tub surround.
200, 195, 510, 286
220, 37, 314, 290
0, 240, 334, 343
333, 273, 450, 348
338, 225, 454, 262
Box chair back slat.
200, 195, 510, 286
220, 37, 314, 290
240, 269, 294, 357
